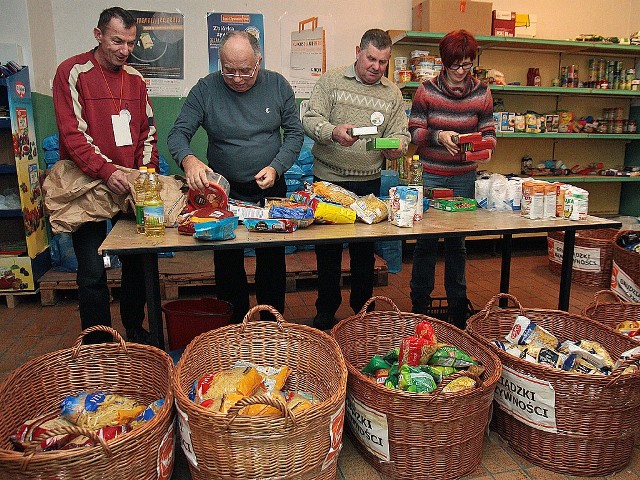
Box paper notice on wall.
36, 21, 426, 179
547, 237, 602, 272
611, 261, 640, 302
345, 393, 390, 461
494, 364, 557, 433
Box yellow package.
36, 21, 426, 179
616, 320, 640, 335
197, 367, 264, 402
61, 392, 145, 429
314, 201, 356, 224
286, 391, 318, 413
313, 181, 359, 206
239, 390, 286, 417
443, 376, 476, 393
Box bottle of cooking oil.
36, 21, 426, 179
409, 155, 424, 221
143, 167, 165, 237
133, 166, 148, 234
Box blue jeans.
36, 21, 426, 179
314, 177, 381, 316
410, 170, 476, 310
72, 215, 146, 334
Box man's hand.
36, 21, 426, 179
437, 130, 461, 156
182, 154, 213, 190
382, 139, 405, 160
332, 124, 358, 147
255, 166, 277, 190
106, 170, 131, 195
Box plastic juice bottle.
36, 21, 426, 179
143, 167, 165, 237
409, 155, 424, 221
133, 166, 148, 234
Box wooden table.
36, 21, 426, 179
100, 210, 621, 349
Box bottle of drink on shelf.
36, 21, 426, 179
143, 167, 165, 237
133, 166, 148, 234
409, 154, 424, 221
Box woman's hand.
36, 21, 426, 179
438, 130, 460, 156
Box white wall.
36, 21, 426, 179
3, 0, 640, 94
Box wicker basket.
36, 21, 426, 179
547, 228, 618, 287
466, 293, 640, 477
331, 296, 502, 480
611, 229, 640, 301
0, 326, 175, 480
583, 290, 640, 343
172, 305, 348, 480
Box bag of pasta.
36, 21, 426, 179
351, 194, 388, 224
313, 181, 359, 207
60, 391, 145, 429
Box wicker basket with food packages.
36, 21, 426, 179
466, 293, 640, 476
172, 305, 347, 480
611, 229, 640, 302
331, 296, 502, 480
0, 326, 175, 480
547, 228, 618, 288
583, 289, 640, 342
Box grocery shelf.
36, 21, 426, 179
389, 31, 640, 57
535, 175, 640, 183
497, 132, 640, 140
399, 83, 640, 98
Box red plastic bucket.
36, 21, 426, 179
162, 297, 233, 350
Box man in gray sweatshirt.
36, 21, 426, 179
168, 30, 303, 323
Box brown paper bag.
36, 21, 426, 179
290, 17, 326, 80
43, 159, 187, 234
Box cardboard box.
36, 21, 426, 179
515, 13, 537, 38
492, 10, 515, 37
366, 138, 401, 150
430, 197, 478, 212
412, 0, 493, 36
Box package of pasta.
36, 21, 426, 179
521, 346, 577, 371
504, 315, 559, 349
415, 320, 437, 343
350, 194, 388, 224
442, 376, 477, 393
193, 366, 264, 404
10, 412, 76, 452
128, 398, 165, 430
397, 364, 437, 393
428, 345, 478, 368
362, 355, 392, 376
313, 181, 359, 207
233, 361, 292, 392
200, 392, 246, 414
313, 201, 356, 224
285, 390, 319, 413
576, 340, 615, 371
616, 320, 640, 338
399, 335, 438, 366
60, 392, 145, 429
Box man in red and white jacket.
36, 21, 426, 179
52, 7, 158, 344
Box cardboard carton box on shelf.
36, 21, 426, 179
515, 13, 537, 38
412, 0, 493, 36
492, 10, 515, 37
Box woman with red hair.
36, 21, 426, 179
409, 29, 496, 329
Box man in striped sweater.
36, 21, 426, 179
409, 30, 496, 329
52, 7, 158, 344
303, 29, 410, 330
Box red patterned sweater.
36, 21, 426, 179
53, 51, 158, 182
409, 71, 496, 176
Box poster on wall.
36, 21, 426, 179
207, 13, 264, 73
127, 10, 184, 96
280, 14, 334, 98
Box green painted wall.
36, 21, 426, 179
31, 93, 208, 174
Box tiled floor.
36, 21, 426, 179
0, 237, 638, 479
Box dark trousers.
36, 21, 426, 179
214, 246, 286, 323
314, 177, 381, 316
218, 175, 287, 323
71, 217, 146, 333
